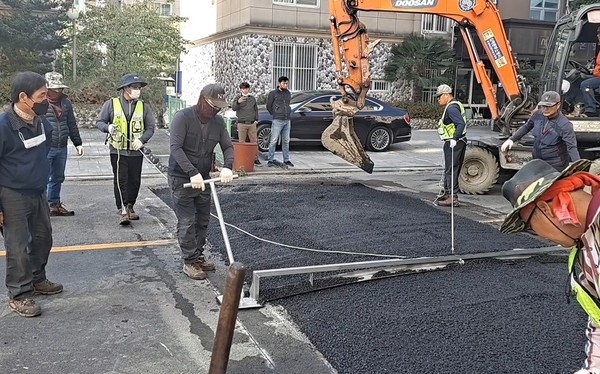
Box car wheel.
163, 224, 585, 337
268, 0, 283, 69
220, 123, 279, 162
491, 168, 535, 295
459, 145, 499, 195
256, 124, 271, 152
367, 126, 392, 151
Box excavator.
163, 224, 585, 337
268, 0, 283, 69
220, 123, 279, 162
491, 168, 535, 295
323, 0, 600, 194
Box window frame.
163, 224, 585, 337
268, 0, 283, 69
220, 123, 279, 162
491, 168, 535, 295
158, 3, 172, 17
529, 0, 560, 22
273, 0, 319, 8
421, 14, 452, 34
271, 42, 318, 92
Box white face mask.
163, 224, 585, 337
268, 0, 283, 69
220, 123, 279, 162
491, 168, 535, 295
19, 123, 46, 149
129, 89, 141, 99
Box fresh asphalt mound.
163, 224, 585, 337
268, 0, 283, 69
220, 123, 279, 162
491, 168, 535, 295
152, 182, 585, 373
152, 181, 549, 299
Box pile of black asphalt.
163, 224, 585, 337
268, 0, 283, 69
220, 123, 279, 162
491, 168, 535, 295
153, 182, 586, 373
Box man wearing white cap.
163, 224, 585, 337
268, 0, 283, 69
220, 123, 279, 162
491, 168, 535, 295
501, 90, 580, 171
434, 84, 467, 207
44, 72, 83, 216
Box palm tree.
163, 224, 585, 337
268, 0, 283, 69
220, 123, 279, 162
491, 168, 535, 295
384, 33, 456, 102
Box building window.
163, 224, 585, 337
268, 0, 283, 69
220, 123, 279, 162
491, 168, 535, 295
273, 0, 319, 7
158, 3, 172, 17
529, 0, 559, 22
272, 42, 317, 91
421, 14, 451, 33
370, 80, 391, 92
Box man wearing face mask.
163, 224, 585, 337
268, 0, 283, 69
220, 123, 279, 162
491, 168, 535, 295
501, 90, 580, 171
96, 74, 155, 225
168, 83, 234, 280
231, 82, 260, 165
0, 71, 63, 318
44, 72, 83, 217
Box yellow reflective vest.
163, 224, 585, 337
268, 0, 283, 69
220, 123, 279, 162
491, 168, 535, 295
109, 98, 144, 150
437, 100, 467, 141
568, 246, 600, 326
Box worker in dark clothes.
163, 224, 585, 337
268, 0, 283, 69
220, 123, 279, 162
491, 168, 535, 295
502, 90, 579, 171
0, 72, 64, 318
434, 84, 467, 207
168, 83, 234, 281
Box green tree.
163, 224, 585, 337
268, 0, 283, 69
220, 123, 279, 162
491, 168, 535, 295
384, 33, 456, 102
58, 1, 186, 124
0, 0, 69, 101
570, 0, 598, 10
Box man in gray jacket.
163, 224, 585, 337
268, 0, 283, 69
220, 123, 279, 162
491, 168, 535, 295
168, 83, 234, 280
501, 90, 579, 171
266, 76, 293, 167
231, 82, 260, 165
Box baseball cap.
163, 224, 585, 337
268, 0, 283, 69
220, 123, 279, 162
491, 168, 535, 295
537, 90, 561, 106
200, 83, 229, 108
499, 159, 592, 234
436, 84, 452, 97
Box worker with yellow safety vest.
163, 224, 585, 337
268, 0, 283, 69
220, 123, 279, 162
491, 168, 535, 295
500, 158, 600, 373
434, 84, 467, 207
96, 74, 155, 225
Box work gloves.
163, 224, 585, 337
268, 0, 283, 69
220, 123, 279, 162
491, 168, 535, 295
108, 124, 119, 135
220, 168, 233, 183
131, 139, 144, 151
449, 139, 457, 148
190, 173, 205, 191
76, 145, 84, 156
501, 139, 514, 152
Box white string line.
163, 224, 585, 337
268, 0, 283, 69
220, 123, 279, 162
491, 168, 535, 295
139, 139, 406, 260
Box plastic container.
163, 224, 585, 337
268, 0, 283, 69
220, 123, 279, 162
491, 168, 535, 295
232, 142, 257, 172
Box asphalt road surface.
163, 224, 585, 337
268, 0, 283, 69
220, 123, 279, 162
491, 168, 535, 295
152, 179, 588, 373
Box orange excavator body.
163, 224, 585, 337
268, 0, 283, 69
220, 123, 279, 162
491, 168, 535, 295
324, 0, 531, 172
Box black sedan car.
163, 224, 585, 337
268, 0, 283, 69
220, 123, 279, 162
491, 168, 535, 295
231, 90, 411, 152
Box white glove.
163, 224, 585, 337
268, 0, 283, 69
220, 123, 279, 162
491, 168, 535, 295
190, 173, 205, 191
131, 139, 143, 151
449, 139, 457, 148
220, 167, 233, 183
501, 139, 514, 152
108, 124, 119, 135
75, 145, 84, 156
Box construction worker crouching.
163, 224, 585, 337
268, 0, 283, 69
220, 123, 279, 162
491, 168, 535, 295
96, 74, 156, 225
434, 84, 467, 207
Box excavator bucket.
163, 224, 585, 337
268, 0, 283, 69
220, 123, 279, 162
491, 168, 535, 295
321, 97, 374, 173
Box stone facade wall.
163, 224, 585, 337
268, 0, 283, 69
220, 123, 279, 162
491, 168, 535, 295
181, 33, 413, 105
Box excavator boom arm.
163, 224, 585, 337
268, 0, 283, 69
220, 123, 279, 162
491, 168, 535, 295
329, 0, 527, 119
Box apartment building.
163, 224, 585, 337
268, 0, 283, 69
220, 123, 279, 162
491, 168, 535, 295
179, 0, 567, 109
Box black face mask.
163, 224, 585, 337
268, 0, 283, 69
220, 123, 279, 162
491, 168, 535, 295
30, 100, 49, 116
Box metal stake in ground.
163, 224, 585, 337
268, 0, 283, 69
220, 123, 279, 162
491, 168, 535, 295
451, 144, 455, 254
209, 262, 246, 374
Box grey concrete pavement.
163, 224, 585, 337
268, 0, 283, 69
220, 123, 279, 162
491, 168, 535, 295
67, 125, 498, 179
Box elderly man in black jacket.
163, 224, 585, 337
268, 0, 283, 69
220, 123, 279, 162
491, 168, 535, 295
44, 72, 83, 216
